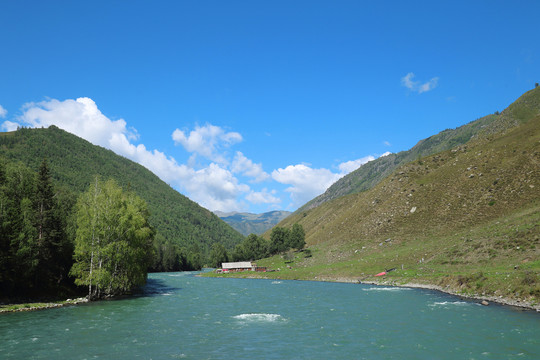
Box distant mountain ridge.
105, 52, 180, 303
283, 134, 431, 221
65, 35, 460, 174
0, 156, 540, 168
0, 126, 244, 254
216, 210, 292, 236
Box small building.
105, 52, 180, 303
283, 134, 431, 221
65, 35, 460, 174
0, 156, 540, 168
219, 261, 267, 273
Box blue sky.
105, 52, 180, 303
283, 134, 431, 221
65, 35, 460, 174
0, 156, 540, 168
1, 1, 539, 213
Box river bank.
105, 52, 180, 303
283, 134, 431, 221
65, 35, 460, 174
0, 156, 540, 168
207, 270, 540, 312
0, 297, 88, 313
357, 278, 540, 312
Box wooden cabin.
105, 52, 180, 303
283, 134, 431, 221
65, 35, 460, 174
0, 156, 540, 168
218, 261, 266, 273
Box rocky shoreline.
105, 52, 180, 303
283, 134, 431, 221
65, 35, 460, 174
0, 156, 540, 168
313, 276, 540, 312
0, 297, 88, 313
233, 272, 540, 312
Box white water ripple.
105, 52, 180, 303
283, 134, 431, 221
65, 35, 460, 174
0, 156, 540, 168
429, 301, 472, 307
233, 313, 286, 323
362, 287, 412, 292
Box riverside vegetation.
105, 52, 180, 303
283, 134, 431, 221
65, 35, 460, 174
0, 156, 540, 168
0, 158, 155, 303
215, 87, 540, 309
0, 126, 244, 275
0, 128, 244, 306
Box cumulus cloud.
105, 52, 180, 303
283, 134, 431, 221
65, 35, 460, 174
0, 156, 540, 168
272, 152, 393, 208
338, 155, 375, 174
7, 96, 398, 213
272, 164, 342, 208
18, 98, 139, 147
7, 97, 255, 212
246, 188, 281, 205
11, 98, 189, 181
380, 151, 392, 157
401, 72, 439, 94
231, 151, 270, 182
183, 163, 250, 212
1, 121, 19, 131
172, 124, 242, 164
0, 105, 7, 118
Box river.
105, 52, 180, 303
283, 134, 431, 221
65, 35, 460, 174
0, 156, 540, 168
1, 271, 539, 359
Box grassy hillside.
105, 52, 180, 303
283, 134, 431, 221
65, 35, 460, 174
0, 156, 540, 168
0, 126, 244, 253
251, 88, 540, 307
300, 88, 540, 212
216, 210, 292, 236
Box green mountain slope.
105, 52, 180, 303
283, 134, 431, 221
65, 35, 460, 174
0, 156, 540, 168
216, 210, 292, 236
258, 87, 540, 307
300, 88, 540, 212
0, 126, 244, 254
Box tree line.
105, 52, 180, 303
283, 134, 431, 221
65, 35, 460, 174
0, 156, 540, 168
0, 158, 206, 301
208, 224, 306, 268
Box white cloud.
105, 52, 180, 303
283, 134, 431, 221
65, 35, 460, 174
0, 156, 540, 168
272, 151, 393, 208
172, 124, 242, 164
12, 97, 192, 183
231, 151, 270, 182
9, 97, 254, 212
338, 156, 375, 174
383, 140, 391, 147
7, 96, 398, 213
272, 164, 342, 208
1, 121, 19, 131
0, 105, 7, 118
380, 151, 392, 157
17, 98, 138, 148
401, 72, 439, 94
246, 188, 281, 205
184, 163, 250, 212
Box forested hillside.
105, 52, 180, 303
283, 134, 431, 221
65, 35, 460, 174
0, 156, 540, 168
0, 126, 244, 269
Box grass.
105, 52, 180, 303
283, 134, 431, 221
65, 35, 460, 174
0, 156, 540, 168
209, 90, 540, 309
207, 200, 539, 307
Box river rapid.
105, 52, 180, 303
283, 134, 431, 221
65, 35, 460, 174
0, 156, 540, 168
1, 271, 539, 359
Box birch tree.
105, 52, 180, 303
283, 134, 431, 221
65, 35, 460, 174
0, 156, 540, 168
70, 178, 153, 299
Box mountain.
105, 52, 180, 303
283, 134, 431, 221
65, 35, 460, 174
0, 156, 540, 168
216, 210, 292, 236
299, 88, 540, 213
0, 126, 244, 254
259, 87, 540, 307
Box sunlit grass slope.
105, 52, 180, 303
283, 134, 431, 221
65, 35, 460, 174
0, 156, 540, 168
257, 88, 540, 305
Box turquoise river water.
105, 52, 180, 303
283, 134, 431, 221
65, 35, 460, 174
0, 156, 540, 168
1, 271, 539, 359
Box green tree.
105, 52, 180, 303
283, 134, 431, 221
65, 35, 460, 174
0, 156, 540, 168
32, 159, 67, 291
209, 243, 229, 268
186, 243, 204, 270
288, 223, 306, 250
269, 227, 290, 255
242, 233, 268, 260
232, 242, 247, 261
70, 178, 154, 299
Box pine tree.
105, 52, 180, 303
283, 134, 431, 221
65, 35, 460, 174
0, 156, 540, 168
4, 164, 39, 294
33, 159, 66, 291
